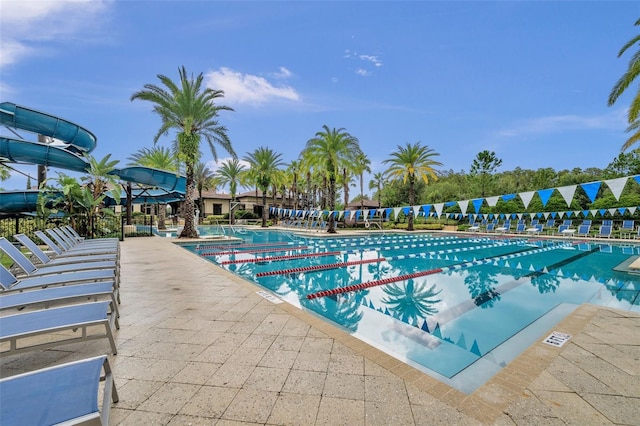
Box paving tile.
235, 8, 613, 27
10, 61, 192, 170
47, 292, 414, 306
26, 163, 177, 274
365, 400, 416, 425
315, 396, 365, 426
136, 382, 201, 414
581, 392, 640, 425
243, 366, 290, 392
267, 392, 321, 425
533, 389, 611, 424
282, 369, 327, 395
328, 353, 365, 375
178, 385, 239, 418
365, 374, 410, 405
221, 388, 279, 423
293, 350, 330, 372
323, 372, 365, 400
172, 361, 221, 385
206, 362, 254, 387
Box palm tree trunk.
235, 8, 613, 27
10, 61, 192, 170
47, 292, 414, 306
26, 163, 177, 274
408, 175, 415, 232
262, 191, 268, 227
180, 166, 198, 238
158, 203, 167, 230
328, 174, 337, 233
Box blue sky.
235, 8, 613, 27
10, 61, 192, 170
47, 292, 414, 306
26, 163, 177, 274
1, 1, 639, 195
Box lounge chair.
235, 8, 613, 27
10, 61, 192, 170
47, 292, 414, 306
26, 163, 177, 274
485, 222, 496, 232
49, 228, 118, 252
0, 281, 120, 323
621, 220, 635, 238
557, 224, 576, 236
468, 221, 480, 232
526, 224, 544, 235
545, 219, 556, 228
13, 233, 117, 266
576, 224, 591, 237
39, 230, 118, 256
515, 222, 526, 233
1, 264, 116, 293
596, 225, 612, 238
62, 225, 119, 244
0, 237, 116, 279
0, 300, 118, 355
495, 220, 511, 233
0, 355, 118, 425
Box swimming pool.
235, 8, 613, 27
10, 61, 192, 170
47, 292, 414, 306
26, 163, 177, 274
182, 230, 640, 393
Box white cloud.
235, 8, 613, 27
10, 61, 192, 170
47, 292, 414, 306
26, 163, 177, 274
358, 54, 383, 67
272, 66, 293, 79
344, 49, 383, 75
496, 110, 627, 138
0, 0, 110, 68
205, 67, 300, 105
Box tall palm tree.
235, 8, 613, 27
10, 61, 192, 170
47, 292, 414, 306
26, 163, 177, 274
194, 162, 218, 223
215, 158, 245, 225
131, 66, 235, 238
369, 172, 385, 208
383, 142, 442, 231
355, 153, 371, 210
243, 147, 285, 227
301, 125, 361, 233
608, 18, 640, 151
127, 146, 179, 230
286, 160, 301, 209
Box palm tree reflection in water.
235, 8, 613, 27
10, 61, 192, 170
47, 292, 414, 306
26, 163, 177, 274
464, 269, 501, 309
381, 279, 442, 325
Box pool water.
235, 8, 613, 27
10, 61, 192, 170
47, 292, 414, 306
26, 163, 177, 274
182, 230, 640, 393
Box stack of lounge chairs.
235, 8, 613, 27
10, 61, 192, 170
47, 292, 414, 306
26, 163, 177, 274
0, 226, 120, 424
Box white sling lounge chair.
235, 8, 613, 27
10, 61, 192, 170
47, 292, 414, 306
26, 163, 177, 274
0, 237, 116, 279
0, 281, 119, 323
44, 229, 119, 256
13, 233, 117, 265
0, 355, 118, 426
1, 264, 116, 293
0, 300, 118, 355
35, 230, 116, 258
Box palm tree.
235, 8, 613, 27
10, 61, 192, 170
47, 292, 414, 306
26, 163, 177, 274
243, 147, 285, 227
0, 164, 10, 182
131, 66, 235, 238
355, 153, 371, 210
127, 146, 179, 229
369, 172, 385, 208
286, 160, 301, 209
194, 162, 218, 223
301, 125, 361, 233
216, 158, 245, 225
383, 142, 442, 231
82, 154, 122, 237
608, 18, 640, 151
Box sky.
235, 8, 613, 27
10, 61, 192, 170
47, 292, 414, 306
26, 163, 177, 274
1, 0, 639, 197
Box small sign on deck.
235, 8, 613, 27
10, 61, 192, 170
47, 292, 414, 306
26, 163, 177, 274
257, 290, 283, 304
543, 331, 571, 348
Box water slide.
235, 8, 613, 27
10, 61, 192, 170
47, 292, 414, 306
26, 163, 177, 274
0, 102, 186, 213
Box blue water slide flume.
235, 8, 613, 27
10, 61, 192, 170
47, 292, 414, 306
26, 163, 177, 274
0, 102, 97, 153
115, 167, 187, 193
0, 137, 90, 173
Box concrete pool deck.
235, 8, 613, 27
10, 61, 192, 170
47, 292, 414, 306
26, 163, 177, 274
1, 236, 638, 425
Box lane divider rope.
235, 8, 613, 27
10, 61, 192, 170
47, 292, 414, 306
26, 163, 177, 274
305, 242, 569, 299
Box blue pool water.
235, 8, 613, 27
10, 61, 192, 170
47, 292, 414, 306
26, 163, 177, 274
181, 230, 640, 393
